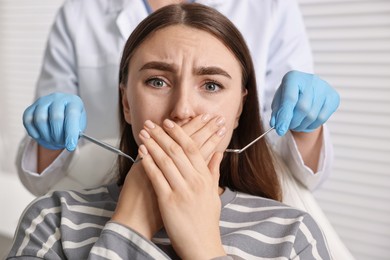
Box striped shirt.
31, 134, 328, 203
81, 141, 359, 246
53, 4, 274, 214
7, 184, 330, 259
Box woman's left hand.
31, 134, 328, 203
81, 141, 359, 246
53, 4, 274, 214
138, 119, 226, 259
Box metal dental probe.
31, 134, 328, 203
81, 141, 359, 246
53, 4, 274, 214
79, 132, 142, 163
225, 126, 275, 154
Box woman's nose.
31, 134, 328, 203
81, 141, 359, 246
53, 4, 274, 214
169, 90, 196, 123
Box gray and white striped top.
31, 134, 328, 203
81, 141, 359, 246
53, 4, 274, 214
7, 184, 330, 259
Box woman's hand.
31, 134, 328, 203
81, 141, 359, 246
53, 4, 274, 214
112, 114, 226, 242
182, 114, 226, 161
138, 118, 226, 259
111, 162, 162, 239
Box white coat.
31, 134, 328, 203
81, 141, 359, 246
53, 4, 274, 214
16, 0, 333, 196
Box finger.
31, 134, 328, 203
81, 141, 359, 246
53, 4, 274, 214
160, 119, 212, 176
289, 85, 314, 130
270, 88, 282, 128
48, 100, 66, 144
306, 84, 340, 131
138, 144, 171, 196
274, 77, 300, 136
64, 101, 84, 151
190, 116, 225, 150
145, 120, 210, 180
197, 126, 226, 162
181, 113, 211, 137
33, 102, 51, 143
208, 152, 223, 188
139, 126, 189, 190
294, 96, 324, 131
305, 99, 337, 131
23, 104, 40, 139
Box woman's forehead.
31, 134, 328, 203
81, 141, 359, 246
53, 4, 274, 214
141, 25, 220, 50
131, 25, 242, 75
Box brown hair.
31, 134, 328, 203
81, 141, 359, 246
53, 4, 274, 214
117, 3, 281, 201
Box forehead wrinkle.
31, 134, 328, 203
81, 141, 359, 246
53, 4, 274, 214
135, 26, 237, 80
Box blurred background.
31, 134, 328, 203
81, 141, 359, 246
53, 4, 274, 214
0, 0, 389, 259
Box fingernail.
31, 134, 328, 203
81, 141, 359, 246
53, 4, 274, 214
277, 124, 288, 136
217, 127, 226, 137
144, 120, 155, 129
66, 138, 76, 151
140, 129, 150, 139
216, 116, 225, 126
139, 144, 148, 156
201, 114, 210, 122
163, 119, 174, 128
270, 117, 275, 127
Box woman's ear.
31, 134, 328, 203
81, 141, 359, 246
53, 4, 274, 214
234, 88, 248, 128
120, 83, 132, 124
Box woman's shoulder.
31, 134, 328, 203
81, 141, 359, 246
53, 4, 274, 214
15, 184, 119, 237
221, 188, 314, 226
8, 184, 119, 258
220, 189, 331, 259
223, 188, 301, 211
24, 184, 119, 217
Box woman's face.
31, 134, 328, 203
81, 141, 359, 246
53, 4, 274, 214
122, 25, 246, 151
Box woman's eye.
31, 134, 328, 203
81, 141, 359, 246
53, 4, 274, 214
204, 82, 221, 92
146, 78, 167, 88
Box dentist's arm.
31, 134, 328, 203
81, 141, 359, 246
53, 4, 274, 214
23, 93, 87, 173
271, 71, 340, 172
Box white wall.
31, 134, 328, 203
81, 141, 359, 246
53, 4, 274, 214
298, 0, 390, 259
0, 0, 63, 257
0, 0, 389, 259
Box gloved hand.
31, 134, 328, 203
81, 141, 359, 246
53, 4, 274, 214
23, 93, 87, 151
271, 70, 340, 136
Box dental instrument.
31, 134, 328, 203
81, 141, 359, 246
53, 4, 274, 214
79, 132, 141, 163
81, 125, 274, 160
225, 126, 275, 154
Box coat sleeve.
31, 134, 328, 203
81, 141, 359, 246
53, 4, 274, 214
269, 124, 334, 190
263, 0, 333, 190
15, 136, 75, 196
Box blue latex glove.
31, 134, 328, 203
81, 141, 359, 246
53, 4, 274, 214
271, 71, 340, 136
23, 93, 87, 151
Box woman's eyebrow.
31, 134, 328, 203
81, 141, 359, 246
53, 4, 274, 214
139, 61, 176, 72
139, 62, 231, 79
195, 66, 231, 79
